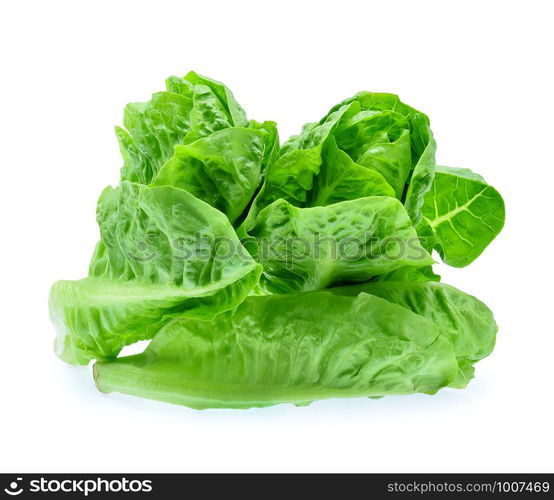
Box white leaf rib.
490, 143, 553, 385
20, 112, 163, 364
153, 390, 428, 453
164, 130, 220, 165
428, 188, 488, 230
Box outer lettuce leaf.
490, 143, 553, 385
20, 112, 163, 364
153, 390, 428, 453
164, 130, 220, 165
94, 290, 458, 409
93, 280, 496, 409
50, 269, 260, 366
330, 281, 498, 387
248, 197, 433, 293
420, 166, 505, 267
50, 182, 261, 365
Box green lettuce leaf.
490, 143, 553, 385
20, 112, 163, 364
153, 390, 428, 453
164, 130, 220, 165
248, 119, 280, 178
249, 92, 436, 228
117, 72, 255, 186
117, 91, 193, 184
247, 104, 354, 213
335, 93, 437, 226
420, 166, 505, 267
94, 290, 458, 409
330, 281, 498, 387
248, 196, 433, 293
303, 137, 396, 206
50, 182, 261, 365
179, 71, 248, 129
256, 137, 394, 209
151, 127, 266, 223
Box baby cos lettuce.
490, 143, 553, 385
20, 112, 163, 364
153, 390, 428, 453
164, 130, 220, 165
50, 72, 505, 409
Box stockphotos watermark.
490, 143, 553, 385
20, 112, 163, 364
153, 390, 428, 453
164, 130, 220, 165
3, 476, 152, 496
124, 232, 430, 268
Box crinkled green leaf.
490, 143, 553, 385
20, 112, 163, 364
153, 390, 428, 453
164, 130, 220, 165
249, 197, 433, 293
309, 138, 395, 205
248, 120, 280, 177
331, 281, 498, 387
117, 72, 254, 186
333, 109, 412, 198
354, 129, 412, 199
50, 182, 261, 365
272, 92, 436, 225
118, 92, 193, 183
94, 291, 457, 409
241, 135, 395, 234
248, 102, 355, 212
184, 84, 234, 143
183, 71, 248, 128
255, 147, 323, 208
152, 127, 266, 223
280, 103, 352, 154
339, 93, 436, 225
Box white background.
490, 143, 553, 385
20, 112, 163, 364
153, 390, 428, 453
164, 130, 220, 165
1, 0, 553, 473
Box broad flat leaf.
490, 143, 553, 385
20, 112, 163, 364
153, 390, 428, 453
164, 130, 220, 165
420, 165, 505, 267
50, 268, 260, 366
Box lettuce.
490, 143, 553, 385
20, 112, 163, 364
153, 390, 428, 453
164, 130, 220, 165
249, 197, 433, 293
50, 72, 505, 409
94, 287, 460, 409
51, 182, 261, 364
